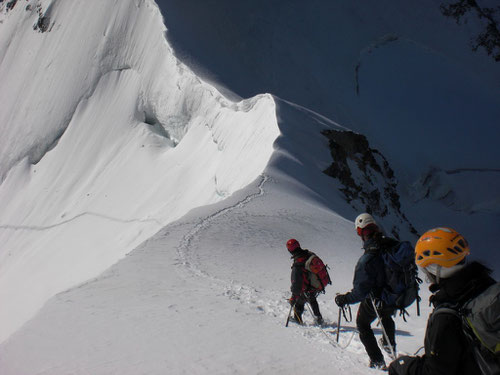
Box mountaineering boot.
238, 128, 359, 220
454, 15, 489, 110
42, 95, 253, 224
289, 316, 303, 325
289, 312, 303, 325
379, 337, 396, 356
315, 315, 324, 326
369, 359, 388, 371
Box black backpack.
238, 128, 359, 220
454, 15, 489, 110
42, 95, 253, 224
433, 282, 500, 375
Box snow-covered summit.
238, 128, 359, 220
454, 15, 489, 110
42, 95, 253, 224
0, 0, 278, 343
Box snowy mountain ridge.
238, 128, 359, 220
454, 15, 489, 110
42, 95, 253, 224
0, 0, 498, 373
0, 0, 279, 344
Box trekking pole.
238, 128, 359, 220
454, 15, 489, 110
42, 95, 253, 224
336, 305, 352, 342
369, 294, 396, 360
416, 276, 423, 317
336, 307, 342, 342
285, 303, 294, 327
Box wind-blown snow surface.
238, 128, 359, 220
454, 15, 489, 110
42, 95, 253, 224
0, 0, 278, 343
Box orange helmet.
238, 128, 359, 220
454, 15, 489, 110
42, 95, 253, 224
415, 227, 470, 268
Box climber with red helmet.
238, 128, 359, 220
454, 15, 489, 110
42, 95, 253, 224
388, 227, 496, 375
286, 238, 324, 325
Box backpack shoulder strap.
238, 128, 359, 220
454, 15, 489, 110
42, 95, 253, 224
304, 250, 316, 257
304, 252, 317, 272
431, 304, 463, 323
292, 249, 312, 263
433, 306, 460, 318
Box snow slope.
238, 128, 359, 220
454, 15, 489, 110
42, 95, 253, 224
0, 0, 497, 374
0, 101, 433, 374
0, 0, 278, 343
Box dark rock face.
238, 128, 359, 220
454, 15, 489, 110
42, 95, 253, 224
322, 129, 418, 239
6, 0, 18, 11
3, 0, 53, 33
33, 13, 50, 32
33, 3, 52, 33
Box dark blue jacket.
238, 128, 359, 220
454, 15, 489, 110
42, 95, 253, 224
345, 235, 398, 304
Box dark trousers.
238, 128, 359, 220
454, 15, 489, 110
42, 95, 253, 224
356, 298, 395, 362
294, 292, 322, 318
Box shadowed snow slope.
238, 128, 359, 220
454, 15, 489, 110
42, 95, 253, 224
159, 0, 500, 178
158, 0, 500, 250
0, 0, 278, 343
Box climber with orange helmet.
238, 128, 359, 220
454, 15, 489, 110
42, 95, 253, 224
388, 227, 496, 375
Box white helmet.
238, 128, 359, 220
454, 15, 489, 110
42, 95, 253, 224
354, 213, 377, 230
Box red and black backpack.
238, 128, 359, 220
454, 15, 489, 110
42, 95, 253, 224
304, 251, 332, 292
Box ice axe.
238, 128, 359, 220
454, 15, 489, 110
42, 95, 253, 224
285, 303, 294, 327
336, 307, 342, 342
336, 305, 352, 342
370, 294, 396, 360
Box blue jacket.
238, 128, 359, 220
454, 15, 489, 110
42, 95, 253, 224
345, 235, 398, 304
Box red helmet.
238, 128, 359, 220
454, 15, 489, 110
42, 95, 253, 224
286, 239, 300, 252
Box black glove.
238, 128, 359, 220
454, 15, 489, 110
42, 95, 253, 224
335, 293, 349, 307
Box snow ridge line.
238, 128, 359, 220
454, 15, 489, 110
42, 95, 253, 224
0, 211, 163, 231
277, 97, 349, 131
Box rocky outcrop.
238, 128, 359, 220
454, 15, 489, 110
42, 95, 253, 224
6, 0, 18, 12
410, 167, 500, 215
2, 0, 53, 32
322, 129, 418, 239
32, 2, 53, 33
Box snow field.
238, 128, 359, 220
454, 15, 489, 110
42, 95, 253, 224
0, 172, 432, 374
